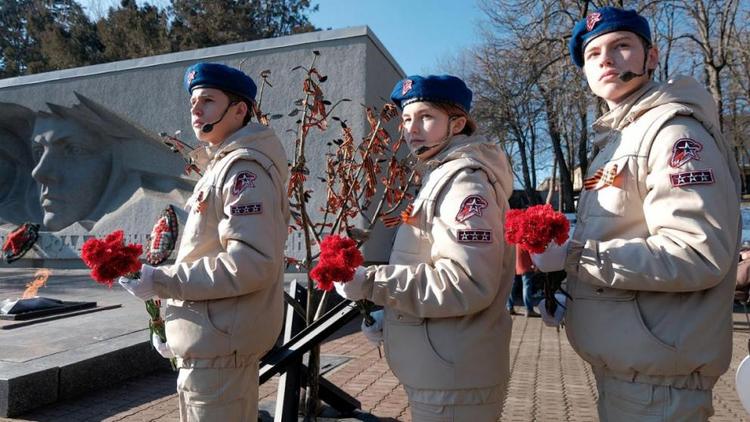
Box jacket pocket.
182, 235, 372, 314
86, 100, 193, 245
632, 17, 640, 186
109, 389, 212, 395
185, 188, 211, 241
206, 297, 238, 336
383, 309, 454, 389
165, 300, 231, 358
566, 284, 678, 376
582, 157, 631, 218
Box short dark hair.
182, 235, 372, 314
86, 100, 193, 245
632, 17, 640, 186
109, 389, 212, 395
224, 91, 253, 126
638, 36, 656, 78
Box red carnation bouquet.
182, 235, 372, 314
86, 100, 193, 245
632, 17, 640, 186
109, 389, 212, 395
81, 230, 142, 286
505, 204, 570, 254
81, 230, 174, 368
505, 205, 571, 318
310, 234, 375, 325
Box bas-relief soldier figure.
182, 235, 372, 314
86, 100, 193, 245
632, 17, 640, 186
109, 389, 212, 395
29, 94, 192, 234
0, 103, 42, 226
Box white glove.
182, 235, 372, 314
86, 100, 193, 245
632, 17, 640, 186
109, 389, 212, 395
333, 266, 371, 301
531, 240, 569, 272
361, 309, 384, 346
151, 332, 174, 359
118, 273, 156, 300
538, 293, 567, 327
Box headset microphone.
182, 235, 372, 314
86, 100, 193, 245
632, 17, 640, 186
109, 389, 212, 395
201, 102, 235, 133
618, 70, 645, 82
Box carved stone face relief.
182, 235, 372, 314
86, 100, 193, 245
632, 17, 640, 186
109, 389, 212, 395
0, 141, 15, 204
0, 103, 41, 226
31, 115, 114, 231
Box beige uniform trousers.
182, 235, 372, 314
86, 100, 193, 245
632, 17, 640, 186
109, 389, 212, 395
410, 400, 502, 422
177, 360, 259, 422
595, 373, 713, 422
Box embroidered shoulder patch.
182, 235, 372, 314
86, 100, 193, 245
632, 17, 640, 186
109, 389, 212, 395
670, 169, 714, 187
455, 195, 488, 223
232, 171, 256, 196
669, 138, 702, 168
457, 229, 492, 243
230, 203, 262, 215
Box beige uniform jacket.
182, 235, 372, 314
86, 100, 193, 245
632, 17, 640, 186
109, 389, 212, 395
150, 123, 290, 367
565, 76, 742, 390
366, 135, 515, 405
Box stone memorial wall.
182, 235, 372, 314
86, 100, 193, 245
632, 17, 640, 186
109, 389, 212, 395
0, 26, 405, 267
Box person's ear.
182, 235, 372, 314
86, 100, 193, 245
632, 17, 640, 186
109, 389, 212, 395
234, 101, 248, 119
449, 116, 467, 135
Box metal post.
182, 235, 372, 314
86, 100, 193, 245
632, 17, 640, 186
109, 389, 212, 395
274, 280, 306, 421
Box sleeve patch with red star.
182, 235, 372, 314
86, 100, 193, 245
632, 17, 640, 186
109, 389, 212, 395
669, 138, 703, 168
231, 171, 256, 196
457, 229, 492, 243
669, 169, 714, 187
455, 195, 488, 223
230, 203, 262, 215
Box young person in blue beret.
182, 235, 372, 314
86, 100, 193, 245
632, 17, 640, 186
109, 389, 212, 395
119, 63, 290, 421
334, 75, 514, 421
532, 6, 741, 420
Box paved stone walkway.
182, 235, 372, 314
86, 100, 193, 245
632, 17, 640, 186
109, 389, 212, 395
4, 312, 750, 421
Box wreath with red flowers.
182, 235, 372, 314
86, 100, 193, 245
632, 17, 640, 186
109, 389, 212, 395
2, 223, 40, 263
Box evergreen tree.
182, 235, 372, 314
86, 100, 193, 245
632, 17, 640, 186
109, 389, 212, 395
0, 0, 101, 77
96, 0, 171, 62
0, 0, 317, 77
0, 0, 34, 77
169, 0, 316, 51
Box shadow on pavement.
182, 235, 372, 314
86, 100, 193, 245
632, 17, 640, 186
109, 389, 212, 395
14, 370, 177, 422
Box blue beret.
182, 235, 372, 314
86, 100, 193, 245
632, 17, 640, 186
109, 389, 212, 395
569, 7, 651, 67
184, 63, 257, 102
390, 75, 472, 112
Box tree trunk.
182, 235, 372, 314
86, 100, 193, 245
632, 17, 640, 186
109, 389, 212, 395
542, 93, 575, 212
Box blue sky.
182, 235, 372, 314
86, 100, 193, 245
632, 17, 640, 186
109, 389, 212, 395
79, 0, 485, 75
310, 0, 485, 74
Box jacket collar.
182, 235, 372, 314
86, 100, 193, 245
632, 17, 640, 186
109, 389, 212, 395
188, 124, 269, 170
418, 134, 484, 170
593, 81, 657, 131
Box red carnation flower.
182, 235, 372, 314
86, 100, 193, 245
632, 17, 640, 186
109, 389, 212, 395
504, 204, 569, 254
310, 235, 364, 291
81, 230, 143, 287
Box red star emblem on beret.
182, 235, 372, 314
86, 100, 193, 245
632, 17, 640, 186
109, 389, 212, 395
187, 70, 197, 84
402, 79, 413, 96
586, 12, 602, 31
